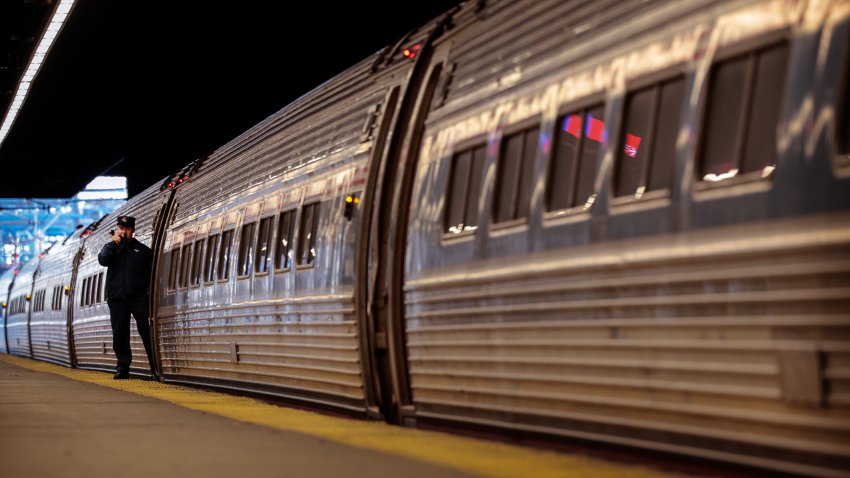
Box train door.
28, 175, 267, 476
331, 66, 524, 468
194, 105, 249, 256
148, 189, 177, 375
364, 33, 451, 424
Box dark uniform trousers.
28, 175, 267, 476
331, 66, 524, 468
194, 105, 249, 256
108, 294, 155, 374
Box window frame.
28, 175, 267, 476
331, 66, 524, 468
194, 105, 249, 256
544, 94, 608, 220
178, 242, 192, 290
611, 66, 687, 207
217, 228, 234, 283
491, 117, 541, 231
203, 232, 220, 284
442, 135, 488, 240
189, 238, 204, 288
296, 202, 320, 269
274, 209, 297, 273
694, 31, 790, 193
167, 246, 180, 292
254, 215, 274, 276
834, 28, 850, 170
236, 221, 257, 279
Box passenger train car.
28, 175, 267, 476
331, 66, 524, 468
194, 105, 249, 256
2, 0, 849, 475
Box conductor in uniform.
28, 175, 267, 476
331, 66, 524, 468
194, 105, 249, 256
98, 215, 157, 380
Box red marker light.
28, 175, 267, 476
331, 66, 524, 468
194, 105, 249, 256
402, 43, 421, 59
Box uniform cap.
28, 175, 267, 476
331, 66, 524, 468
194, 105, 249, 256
117, 216, 136, 228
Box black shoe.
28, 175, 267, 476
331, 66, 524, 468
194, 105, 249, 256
148, 370, 160, 381
113, 372, 130, 380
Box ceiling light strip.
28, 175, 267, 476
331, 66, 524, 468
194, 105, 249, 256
0, 0, 76, 149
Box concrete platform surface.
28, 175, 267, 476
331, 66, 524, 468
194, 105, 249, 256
0, 354, 679, 478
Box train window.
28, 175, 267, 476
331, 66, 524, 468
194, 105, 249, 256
85, 277, 91, 306
615, 77, 685, 199
237, 222, 256, 278
275, 209, 296, 271
255, 216, 273, 274
179, 243, 192, 288
297, 203, 320, 266
97, 272, 103, 304
80, 278, 85, 307
547, 103, 606, 211
494, 125, 539, 223
218, 229, 233, 281
167, 247, 180, 290
839, 34, 850, 160
445, 143, 486, 234
57, 286, 63, 310
190, 239, 204, 286
204, 234, 219, 283
699, 42, 788, 182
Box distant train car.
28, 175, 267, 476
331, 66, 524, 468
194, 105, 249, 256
6, 256, 40, 357
4, 0, 849, 476
28, 229, 86, 367
0, 267, 16, 354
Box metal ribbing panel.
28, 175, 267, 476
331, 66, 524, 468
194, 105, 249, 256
73, 182, 167, 374
157, 298, 364, 411
404, 218, 850, 476
28, 231, 82, 366
172, 55, 386, 223
442, 0, 683, 106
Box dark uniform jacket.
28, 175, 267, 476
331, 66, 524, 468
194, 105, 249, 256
98, 238, 153, 299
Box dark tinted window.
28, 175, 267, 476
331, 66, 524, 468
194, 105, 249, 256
839, 35, 850, 159
218, 230, 233, 281
615, 77, 684, 198
445, 144, 486, 234
275, 210, 296, 270
167, 248, 179, 290
742, 44, 788, 173
179, 243, 192, 288
190, 239, 204, 286
494, 126, 539, 223
298, 203, 320, 266
699, 42, 788, 181
237, 222, 256, 278
616, 87, 654, 198
255, 216, 273, 274
204, 234, 219, 283
548, 104, 606, 210
97, 272, 103, 303
649, 79, 685, 191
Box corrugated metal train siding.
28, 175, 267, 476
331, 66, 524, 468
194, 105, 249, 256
158, 296, 364, 410
29, 233, 83, 367
156, 35, 426, 411
6, 259, 39, 358
176, 55, 387, 222
442, 0, 707, 107
73, 182, 166, 374
404, 220, 850, 476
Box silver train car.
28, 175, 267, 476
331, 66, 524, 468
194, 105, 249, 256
2, 0, 849, 475
0, 267, 15, 354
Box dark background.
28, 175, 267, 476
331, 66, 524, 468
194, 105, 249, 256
0, 1, 461, 198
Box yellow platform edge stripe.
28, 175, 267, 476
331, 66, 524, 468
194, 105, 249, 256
0, 354, 677, 478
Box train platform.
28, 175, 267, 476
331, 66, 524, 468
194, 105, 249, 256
0, 354, 683, 478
